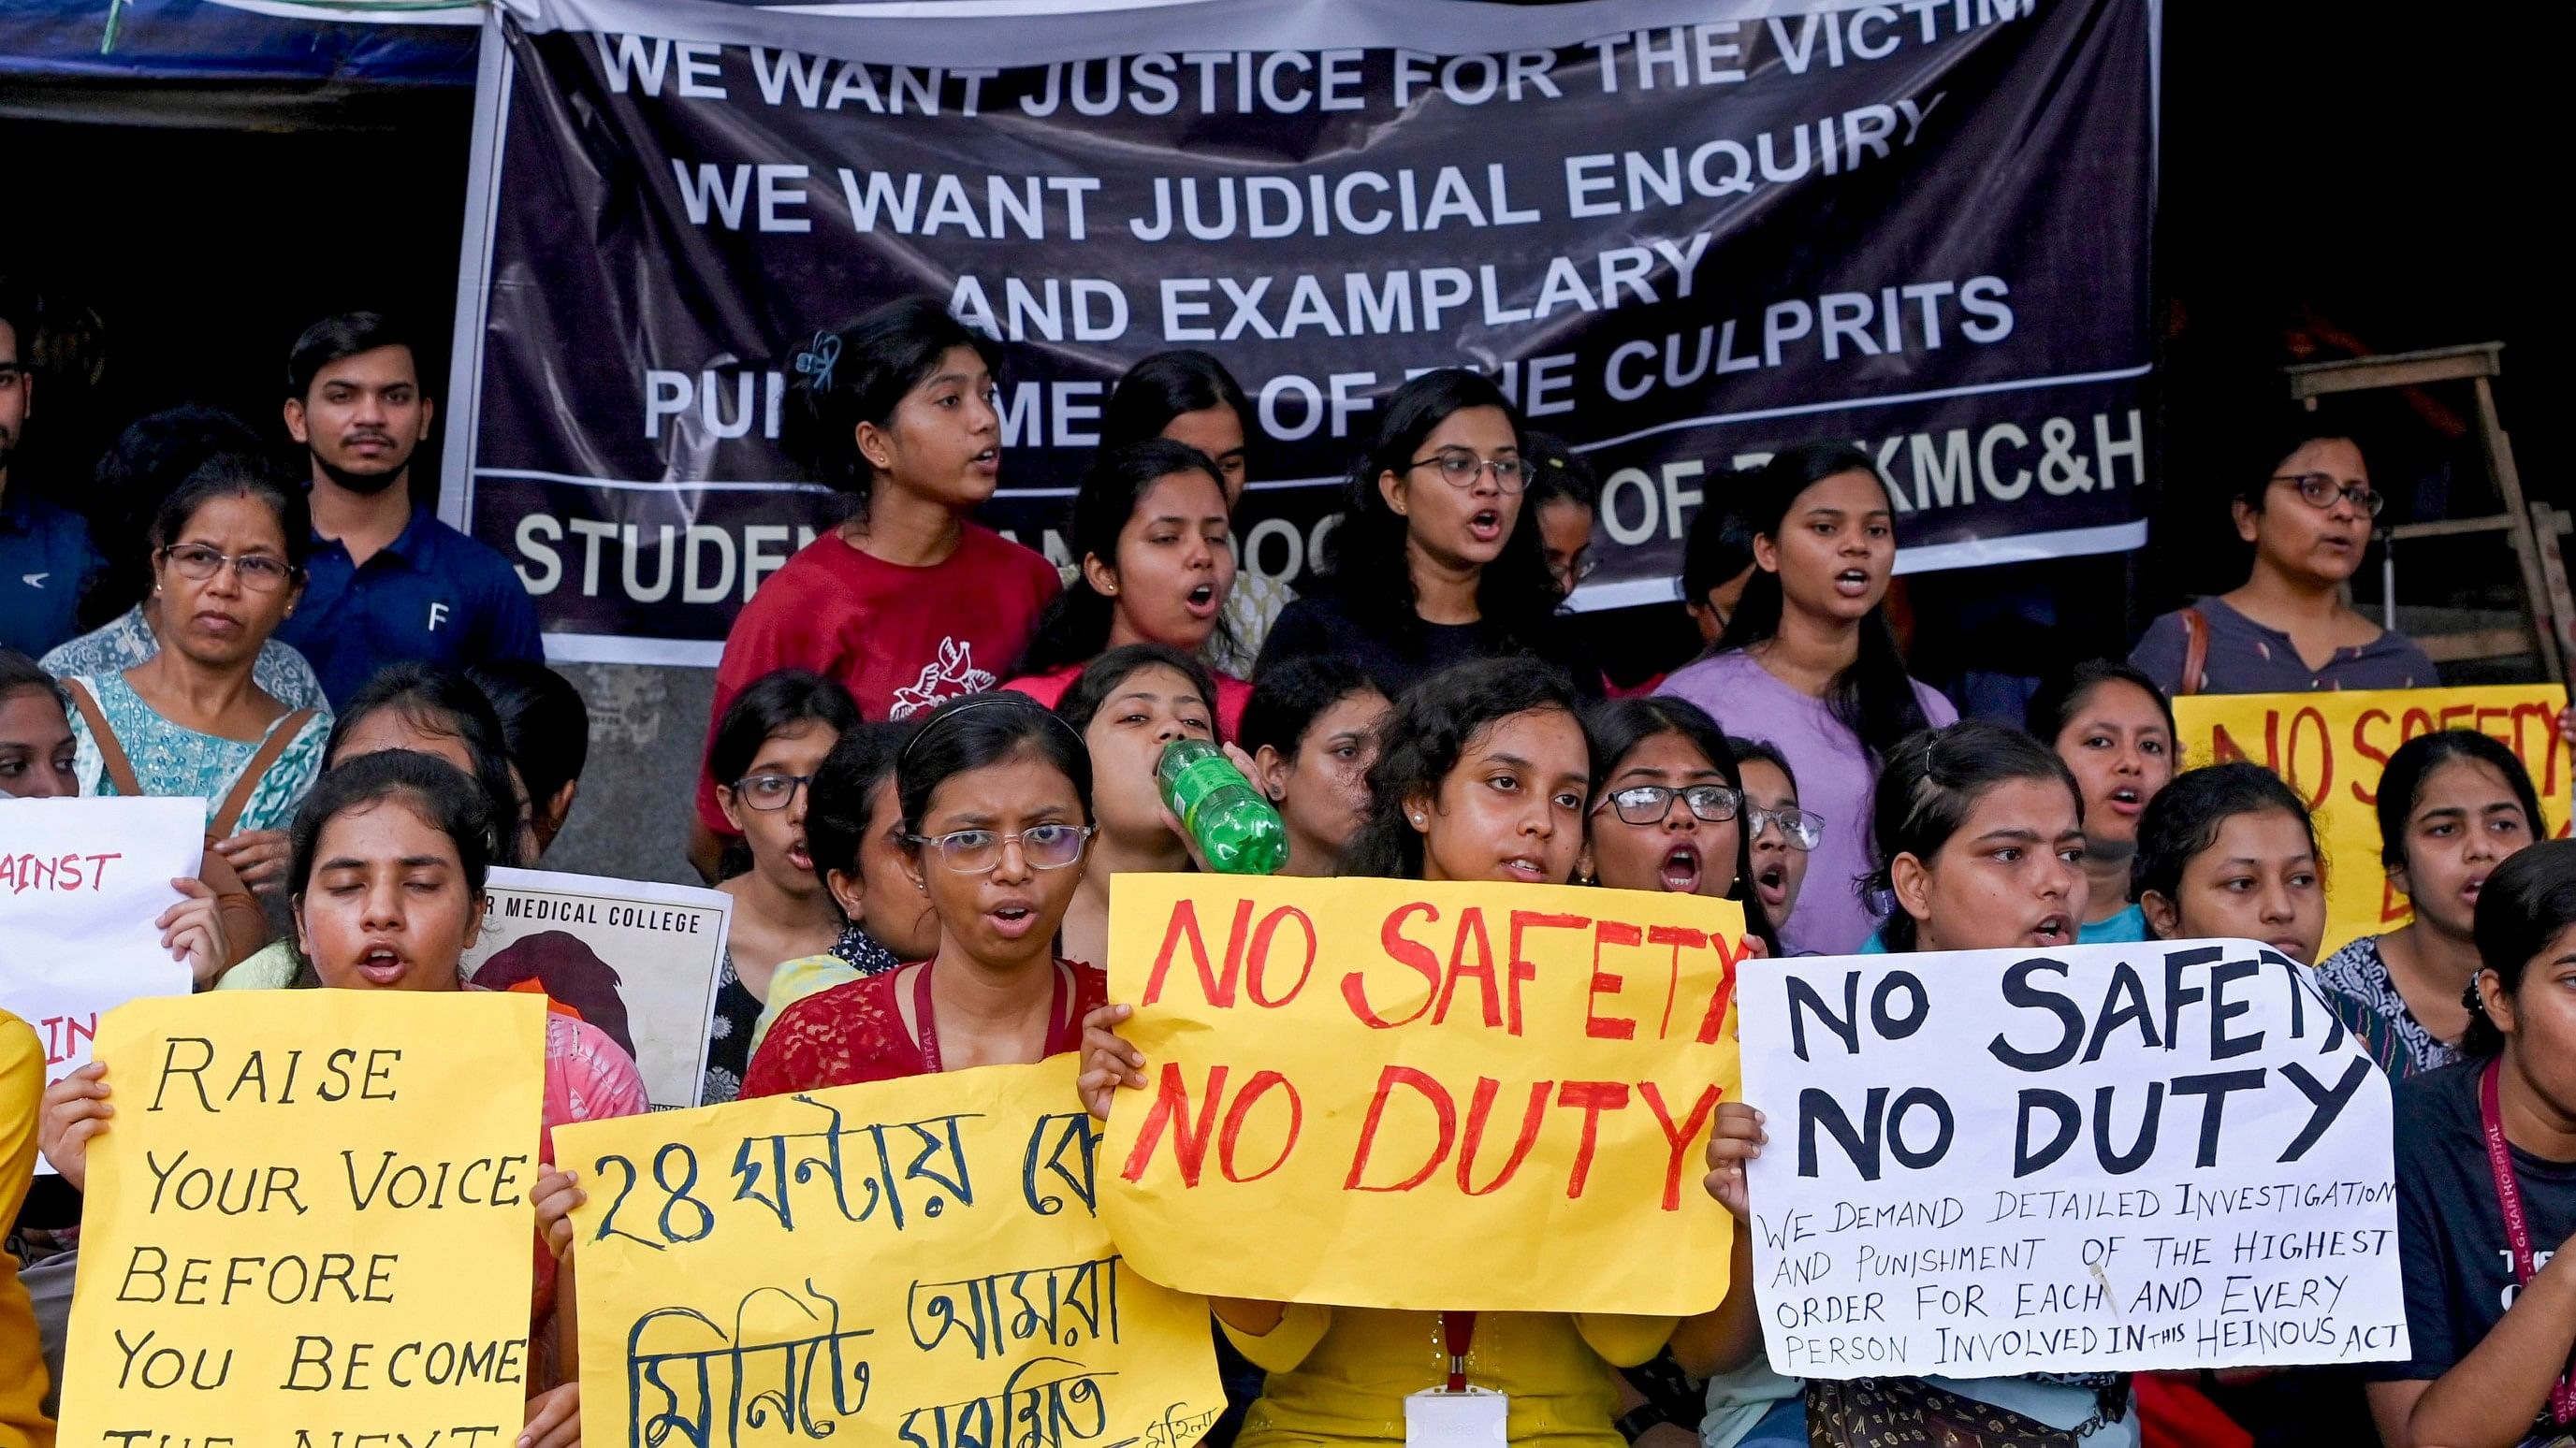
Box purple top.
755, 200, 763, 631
2129, 597, 2438, 696
1654, 650, 1957, 955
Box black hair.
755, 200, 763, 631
1717, 441, 1928, 761
710, 668, 860, 789
327, 663, 526, 869
2463, 840, 2576, 1058
467, 660, 591, 814
2130, 762, 2321, 909
1521, 432, 1601, 514
289, 748, 498, 905
1055, 642, 1221, 739
1725, 735, 1797, 793
0, 648, 61, 710
897, 691, 1094, 837
779, 297, 1003, 531
2376, 730, 2549, 873
1308, 370, 1560, 645
2025, 659, 2177, 751
1013, 440, 1232, 678
152, 450, 314, 574
1681, 487, 1760, 612
804, 719, 916, 892
1239, 655, 1382, 761
1102, 350, 1251, 454
80, 404, 268, 628
1868, 722, 2081, 953
2238, 411, 2373, 511
285, 311, 423, 403
1342, 657, 1586, 880
1584, 696, 1780, 955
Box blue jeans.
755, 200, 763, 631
1735, 1395, 1806, 1448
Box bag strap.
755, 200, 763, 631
63, 677, 148, 800
2178, 606, 2210, 698
211, 707, 317, 839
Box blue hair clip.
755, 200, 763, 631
793, 331, 840, 390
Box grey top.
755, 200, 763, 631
2130, 596, 2437, 696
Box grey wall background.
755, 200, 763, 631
543, 663, 716, 887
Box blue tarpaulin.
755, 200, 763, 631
0, 0, 479, 123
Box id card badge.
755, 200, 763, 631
1404, 1387, 1507, 1448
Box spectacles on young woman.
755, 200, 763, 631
1593, 783, 1742, 827
729, 773, 814, 811
1409, 448, 1527, 492
1743, 804, 1825, 851
905, 823, 1096, 874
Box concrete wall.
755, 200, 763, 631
541, 663, 717, 887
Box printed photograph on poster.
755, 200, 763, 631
459, 866, 731, 1108
1736, 939, 2407, 1379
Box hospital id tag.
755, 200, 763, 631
1404, 1387, 1507, 1448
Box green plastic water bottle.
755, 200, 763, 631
1157, 738, 1288, 876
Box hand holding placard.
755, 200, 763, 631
0, 797, 200, 1097
555, 1057, 1224, 1448
55, 991, 548, 1447
1736, 940, 2406, 1379
1099, 874, 1744, 1314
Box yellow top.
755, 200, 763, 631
0, 1012, 56, 1448
749, 951, 866, 1059
1226, 1308, 1673, 1448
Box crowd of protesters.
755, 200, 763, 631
3, 281, 2574, 1448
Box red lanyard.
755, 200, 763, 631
2480, 1058, 2576, 1426
1440, 1311, 1477, 1393
912, 960, 1073, 1074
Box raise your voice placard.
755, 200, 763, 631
1737, 940, 2405, 1378
1102, 874, 1744, 1313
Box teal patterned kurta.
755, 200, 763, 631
65, 672, 330, 834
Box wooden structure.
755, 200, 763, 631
2285, 342, 2567, 686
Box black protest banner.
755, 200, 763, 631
445, 0, 2154, 662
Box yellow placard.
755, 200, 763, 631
1100, 874, 1742, 1314
557, 1056, 1224, 1448
58, 990, 549, 1448
2172, 684, 2572, 956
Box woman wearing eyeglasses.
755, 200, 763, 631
1654, 442, 1957, 956
739, 691, 1101, 1095
1726, 738, 1820, 946
1253, 370, 1598, 700
62, 452, 330, 894
699, 669, 865, 1105
2131, 418, 2435, 695
1578, 698, 1779, 952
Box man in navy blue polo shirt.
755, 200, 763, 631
274, 311, 542, 706
0, 281, 108, 658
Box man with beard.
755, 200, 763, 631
276, 311, 542, 706
0, 280, 107, 657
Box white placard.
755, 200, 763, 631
1, 797, 201, 1171
460, 866, 731, 1108
1737, 939, 2407, 1379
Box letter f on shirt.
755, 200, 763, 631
428, 601, 450, 631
